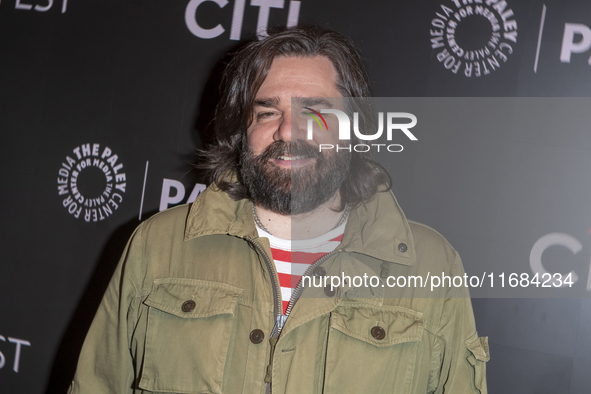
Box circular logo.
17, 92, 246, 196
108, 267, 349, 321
57, 143, 127, 222
430, 0, 518, 77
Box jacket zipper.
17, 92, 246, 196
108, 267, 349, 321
245, 235, 341, 393
284, 248, 341, 318
244, 235, 283, 326
243, 235, 283, 394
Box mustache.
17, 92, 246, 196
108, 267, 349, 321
257, 140, 322, 161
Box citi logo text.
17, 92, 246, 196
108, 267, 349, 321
185, 0, 300, 40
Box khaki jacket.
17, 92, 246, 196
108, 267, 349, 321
69, 186, 489, 394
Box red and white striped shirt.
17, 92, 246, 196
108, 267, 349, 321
256, 224, 345, 314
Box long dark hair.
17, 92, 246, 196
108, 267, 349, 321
200, 25, 391, 210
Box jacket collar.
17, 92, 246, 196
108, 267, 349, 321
184, 186, 416, 267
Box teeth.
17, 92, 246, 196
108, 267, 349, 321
278, 156, 305, 160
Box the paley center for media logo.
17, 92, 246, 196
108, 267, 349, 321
57, 143, 127, 222
430, 0, 518, 77
303, 106, 417, 152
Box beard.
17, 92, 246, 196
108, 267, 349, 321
240, 139, 350, 215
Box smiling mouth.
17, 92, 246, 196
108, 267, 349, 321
271, 155, 316, 168
277, 155, 307, 161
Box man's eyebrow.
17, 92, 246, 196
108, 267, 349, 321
295, 98, 334, 108
253, 97, 280, 107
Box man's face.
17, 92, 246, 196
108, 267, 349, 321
241, 55, 349, 215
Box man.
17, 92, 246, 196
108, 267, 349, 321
69, 26, 489, 394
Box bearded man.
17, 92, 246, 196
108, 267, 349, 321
69, 26, 489, 394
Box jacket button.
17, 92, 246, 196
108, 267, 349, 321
371, 326, 386, 340
181, 300, 196, 312
250, 329, 264, 344
324, 284, 336, 297
313, 266, 326, 277
398, 243, 407, 253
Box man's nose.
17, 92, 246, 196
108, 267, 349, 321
275, 108, 306, 142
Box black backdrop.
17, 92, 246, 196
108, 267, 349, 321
2, 0, 591, 393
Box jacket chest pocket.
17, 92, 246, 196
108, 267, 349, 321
139, 278, 243, 394
323, 303, 423, 394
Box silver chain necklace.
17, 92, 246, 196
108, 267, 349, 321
252, 203, 351, 236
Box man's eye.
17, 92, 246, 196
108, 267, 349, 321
301, 107, 322, 116
257, 112, 275, 120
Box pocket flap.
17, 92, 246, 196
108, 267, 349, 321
466, 335, 490, 362
330, 303, 423, 347
143, 278, 243, 318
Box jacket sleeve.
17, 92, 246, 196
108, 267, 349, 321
68, 224, 145, 394
436, 252, 489, 394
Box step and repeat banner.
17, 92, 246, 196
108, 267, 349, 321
1, 0, 591, 393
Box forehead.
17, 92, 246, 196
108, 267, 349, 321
254, 55, 341, 100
